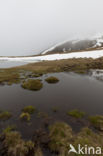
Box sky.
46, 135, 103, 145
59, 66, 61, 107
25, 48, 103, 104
0, 0, 103, 56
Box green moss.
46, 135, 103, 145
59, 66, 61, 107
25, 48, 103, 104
67, 109, 85, 118
89, 115, 103, 130
22, 105, 36, 114
45, 76, 59, 83
21, 79, 43, 91
20, 112, 31, 121
49, 122, 73, 153
3, 125, 16, 133
0, 111, 12, 121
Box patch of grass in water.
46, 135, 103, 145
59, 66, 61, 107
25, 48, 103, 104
0, 111, 12, 121
22, 105, 36, 114
20, 112, 31, 122
45, 76, 59, 83
3, 125, 16, 133
67, 109, 85, 118
31, 73, 43, 78
52, 107, 59, 112
21, 79, 43, 91
89, 115, 103, 131
49, 122, 73, 153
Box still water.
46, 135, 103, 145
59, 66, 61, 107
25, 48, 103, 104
0, 72, 103, 139
0, 61, 27, 68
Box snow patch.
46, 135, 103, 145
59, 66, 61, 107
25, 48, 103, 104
0, 49, 103, 63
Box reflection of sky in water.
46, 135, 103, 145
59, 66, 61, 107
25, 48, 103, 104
89, 69, 103, 81
0, 61, 27, 68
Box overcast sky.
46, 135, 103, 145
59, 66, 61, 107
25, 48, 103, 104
0, 0, 103, 56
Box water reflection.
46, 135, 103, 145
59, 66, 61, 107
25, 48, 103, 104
0, 61, 27, 68
89, 69, 103, 81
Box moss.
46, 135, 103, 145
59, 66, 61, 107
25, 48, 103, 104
89, 115, 103, 131
45, 76, 59, 83
21, 79, 43, 91
49, 122, 73, 153
22, 105, 36, 114
67, 109, 85, 118
20, 112, 31, 121
0, 111, 12, 121
3, 125, 16, 133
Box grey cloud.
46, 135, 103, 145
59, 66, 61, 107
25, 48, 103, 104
0, 0, 103, 56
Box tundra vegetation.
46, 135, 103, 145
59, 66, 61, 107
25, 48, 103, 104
20, 105, 36, 122
0, 111, 12, 121
20, 112, 31, 121
67, 109, 85, 118
89, 115, 103, 131
21, 79, 43, 91
22, 105, 36, 114
45, 76, 59, 83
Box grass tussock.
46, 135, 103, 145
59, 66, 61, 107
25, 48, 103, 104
22, 105, 36, 114
49, 122, 73, 153
67, 109, 85, 118
35, 147, 43, 156
3, 125, 16, 133
21, 79, 43, 91
89, 115, 103, 131
1, 131, 35, 156
45, 76, 59, 83
20, 112, 31, 122
0, 111, 12, 121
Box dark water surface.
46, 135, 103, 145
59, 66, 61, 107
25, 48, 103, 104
0, 72, 103, 139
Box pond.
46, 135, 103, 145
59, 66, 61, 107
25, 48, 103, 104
0, 71, 103, 140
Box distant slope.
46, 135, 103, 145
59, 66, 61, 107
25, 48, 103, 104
42, 35, 103, 55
